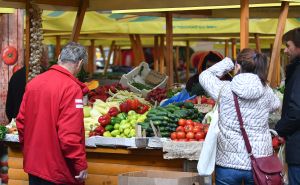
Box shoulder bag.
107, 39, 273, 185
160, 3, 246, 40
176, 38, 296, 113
233, 92, 283, 185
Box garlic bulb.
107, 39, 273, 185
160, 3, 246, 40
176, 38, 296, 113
28, 5, 43, 81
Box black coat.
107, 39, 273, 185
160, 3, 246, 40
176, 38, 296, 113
276, 58, 300, 165
5, 67, 26, 122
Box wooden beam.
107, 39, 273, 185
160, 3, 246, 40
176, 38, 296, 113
70, 0, 88, 42
231, 38, 237, 60
113, 45, 118, 65
268, 1, 289, 87
166, 12, 174, 86
254, 33, 261, 53
185, 40, 190, 82
99, 45, 106, 65
175, 46, 180, 83
88, 39, 95, 75
240, 0, 249, 50
135, 34, 145, 64
153, 35, 159, 71
225, 40, 229, 57
55, 35, 61, 59
159, 35, 165, 74
25, 0, 30, 81
103, 40, 116, 75
129, 34, 139, 67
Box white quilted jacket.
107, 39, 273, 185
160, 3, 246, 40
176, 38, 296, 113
199, 57, 281, 170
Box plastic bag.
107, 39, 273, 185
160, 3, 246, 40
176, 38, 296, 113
160, 88, 195, 107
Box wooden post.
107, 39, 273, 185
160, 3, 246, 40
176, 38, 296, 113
70, 0, 88, 42
159, 35, 165, 74
254, 33, 261, 53
185, 40, 190, 82
268, 1, 289, 87
55, 35, 61, 59
166, 12, 174, 86
240, 0, 249, 50
231, 38, 237, 60
99, 45, 106, 62
225, 40, 229, 57
117, 46, 122, 66
103, 40, 116, 75
88, 39, 95, 76
175, 46, 180, 83
129, 34, 139, 67
135, 34, 145, 64
25, 0, 30, 81
153, 35, 159, 71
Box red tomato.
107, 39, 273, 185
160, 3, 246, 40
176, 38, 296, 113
184, 125, 194, 132
176, 126, 185, 132
198, 138, 205, 142
186, 119, 194, 126
192, 126, 202, 133
195, 132, 206, 140
206, 99, 215, 106
176, 131, 186, 139
186, 132, 195, 139
201, 96, 208, 104
178, 119, 186, 126
170, 132, 177, 140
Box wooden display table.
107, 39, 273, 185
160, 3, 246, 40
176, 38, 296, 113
6, 142, 184, 185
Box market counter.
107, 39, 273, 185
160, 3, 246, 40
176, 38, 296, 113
6, 142, 185, 185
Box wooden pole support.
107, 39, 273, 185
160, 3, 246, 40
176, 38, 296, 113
240, 0, 249, 50
159, 35, 165, 74
267, 1, 289, 87
103, 40, 116, 75
185, 40, 190, 82
71, 0, 88, 42
231, 38, 237, 60
254, 33, 261, 53
55, 35, 61, 59
166, 12, 174, 87
154, 35, 159, 71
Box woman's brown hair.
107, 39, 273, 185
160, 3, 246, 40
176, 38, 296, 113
236, 48, 268, 86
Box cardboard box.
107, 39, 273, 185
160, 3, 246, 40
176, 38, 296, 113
118, 170, 204, 185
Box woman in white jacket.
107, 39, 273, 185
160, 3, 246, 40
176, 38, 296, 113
199, 48, 280, 185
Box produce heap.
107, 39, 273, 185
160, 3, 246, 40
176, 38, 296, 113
83, 82, 216, 142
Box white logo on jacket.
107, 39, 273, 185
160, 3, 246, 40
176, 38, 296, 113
75, 99, 83, 108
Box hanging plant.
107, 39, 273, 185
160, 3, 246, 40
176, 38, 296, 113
1, 46, 18, 65
28, 5, 43, 80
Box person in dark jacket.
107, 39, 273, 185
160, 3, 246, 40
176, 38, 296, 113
275, 27, 300, 185
5, 66, 26, 122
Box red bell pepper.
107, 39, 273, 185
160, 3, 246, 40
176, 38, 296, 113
136, 104, 149, 114
94, 125, 105, 136
119, 102, 130, 113
127, 99, 140, 111
98, 114, 111, 127
108, 107, 119, 117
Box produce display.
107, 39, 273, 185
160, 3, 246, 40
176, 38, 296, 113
88, 83, 128, 103
145, 88, 167, 104
170, 119, 209, 142
138, 102, 204, 137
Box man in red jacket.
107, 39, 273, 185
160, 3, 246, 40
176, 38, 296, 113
17, 42, 89, 185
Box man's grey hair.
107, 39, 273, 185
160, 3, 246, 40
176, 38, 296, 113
59, 42, 88, 64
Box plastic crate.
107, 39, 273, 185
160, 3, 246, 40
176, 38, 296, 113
119, 62, 168, 97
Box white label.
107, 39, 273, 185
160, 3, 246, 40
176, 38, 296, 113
75, 99, 83, 103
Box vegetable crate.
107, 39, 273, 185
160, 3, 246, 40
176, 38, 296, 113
119, 62, 168, 97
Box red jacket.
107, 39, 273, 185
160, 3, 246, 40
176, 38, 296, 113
16, 65, 88, 184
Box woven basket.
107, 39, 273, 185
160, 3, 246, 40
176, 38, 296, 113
145, 70, 166, 86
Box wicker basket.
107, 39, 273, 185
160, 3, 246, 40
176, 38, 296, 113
145, 70, 166, 86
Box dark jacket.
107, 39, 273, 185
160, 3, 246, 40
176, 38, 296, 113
5, 67, 26, 122
276, 58, 300, 165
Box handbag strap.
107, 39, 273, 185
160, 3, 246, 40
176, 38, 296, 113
233, 92, 255, 159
